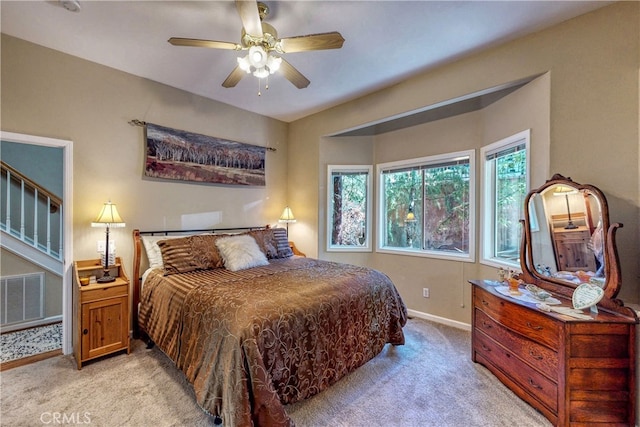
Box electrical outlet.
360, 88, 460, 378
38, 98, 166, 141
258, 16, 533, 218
423, 288, 430, 298
97, 240, 105, 252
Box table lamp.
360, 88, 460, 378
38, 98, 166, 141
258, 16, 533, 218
553, 185, 579, 229
278, 206, 296, 234
91, 201, 125, 283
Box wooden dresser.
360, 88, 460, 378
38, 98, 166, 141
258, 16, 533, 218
470, 280, 636, 426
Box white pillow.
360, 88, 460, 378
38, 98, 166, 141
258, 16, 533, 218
141, 235, 184, 268
215, 234, 269, 272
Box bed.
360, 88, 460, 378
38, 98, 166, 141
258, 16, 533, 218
132, 226, 407, 427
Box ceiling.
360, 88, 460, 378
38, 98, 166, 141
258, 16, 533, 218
1, 1, 611, 123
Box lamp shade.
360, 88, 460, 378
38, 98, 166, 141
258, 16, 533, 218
553, 185, 577, 196
91, 201, 125, 228
279, 206, 296, 223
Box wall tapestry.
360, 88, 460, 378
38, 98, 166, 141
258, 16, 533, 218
144, 122, 266, 186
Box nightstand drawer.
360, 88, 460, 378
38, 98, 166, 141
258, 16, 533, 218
82, 284, 128, 302
553, 230, 589, 241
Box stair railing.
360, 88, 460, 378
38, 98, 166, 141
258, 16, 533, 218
1, 161, 63, 260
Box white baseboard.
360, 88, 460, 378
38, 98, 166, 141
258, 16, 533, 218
407, 309, 471, 331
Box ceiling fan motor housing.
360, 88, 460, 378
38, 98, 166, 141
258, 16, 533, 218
241, 22, 279, 53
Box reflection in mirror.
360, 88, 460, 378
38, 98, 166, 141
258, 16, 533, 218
520, 174, 633, 317
528, 184, 605, 286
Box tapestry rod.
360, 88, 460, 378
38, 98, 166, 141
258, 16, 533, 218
128, 119, 276, 152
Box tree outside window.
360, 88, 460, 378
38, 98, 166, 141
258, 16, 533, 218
494, 149, 527, 261
481, 129, 530, 267
378, 151, 475, 261
327, 165, 372, 251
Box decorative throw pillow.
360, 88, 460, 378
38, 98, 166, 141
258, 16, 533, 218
158, 237, 198, 275
190, 234, 225, 270
271, 227, 294, 258
141, 235, 185, 269
215, 234, 269, 272
247, 229, 279, 259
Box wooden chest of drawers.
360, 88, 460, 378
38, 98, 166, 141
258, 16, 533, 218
470, 280, 636, 426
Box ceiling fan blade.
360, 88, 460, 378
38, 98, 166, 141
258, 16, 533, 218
168, 37, 241, 50
279, 32, 345, 53
235, 0, 263, 39
279, 58, 310, 89
222, 65, 247, 88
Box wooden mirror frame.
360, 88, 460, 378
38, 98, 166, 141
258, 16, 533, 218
519, 174, 635, 318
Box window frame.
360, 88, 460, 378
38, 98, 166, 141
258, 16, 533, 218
480, 129, 531, 269
376, 150, 476, 262
326, 164, 373, 252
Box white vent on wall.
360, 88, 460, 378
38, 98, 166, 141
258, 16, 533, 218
1, 272, 45, 326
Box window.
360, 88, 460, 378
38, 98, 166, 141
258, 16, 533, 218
378, 150, 475, 261
327, 165, 372, 251
481, 130, 530, 267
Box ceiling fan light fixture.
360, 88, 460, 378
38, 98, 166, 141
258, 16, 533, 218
266, 55, 281, 73
239, 48, 280, 79
253, 67, 270, 79
248, 46, 268, 68
237, 56, 251, 72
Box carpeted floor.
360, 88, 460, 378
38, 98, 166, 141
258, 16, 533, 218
0, 323, 62, 363
0, 318, 552, 426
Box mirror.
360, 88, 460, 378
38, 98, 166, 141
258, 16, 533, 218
520, 174, 631, 316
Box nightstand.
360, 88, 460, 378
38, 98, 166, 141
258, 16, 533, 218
72, 258, 130, 369
289, 241, 306, 257
551, 226, 596, 272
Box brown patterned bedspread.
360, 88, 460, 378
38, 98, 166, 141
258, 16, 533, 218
139, 257, 407, 426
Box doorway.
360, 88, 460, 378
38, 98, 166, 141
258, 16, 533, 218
0, 131, 73, 354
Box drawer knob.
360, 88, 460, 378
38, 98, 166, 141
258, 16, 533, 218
481, 344, 491, 352
528, 378, 542, 390
482, 320, 492, 329
526, 322, 543, 331
83, 329, 88, 335
529, 350, 543, 360
481, 300, 489, 306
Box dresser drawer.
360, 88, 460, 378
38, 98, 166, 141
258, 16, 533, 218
82, 284, 128, 302
474, 309, 558, 378
475, 329, 558, 412
474, 288, 560, 350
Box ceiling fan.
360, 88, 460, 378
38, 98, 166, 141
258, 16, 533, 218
168, 0, 345, 90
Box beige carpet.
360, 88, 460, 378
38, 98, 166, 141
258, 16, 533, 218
0, 318, 551, 426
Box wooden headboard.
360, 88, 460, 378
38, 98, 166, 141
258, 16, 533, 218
131, 226, 269, 338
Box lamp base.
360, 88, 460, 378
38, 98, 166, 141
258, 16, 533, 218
564, 223, 579, 230
97, 274, 116, 283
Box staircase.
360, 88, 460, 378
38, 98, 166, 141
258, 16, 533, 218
1, 161, 63, 270
1, 161, 63, 331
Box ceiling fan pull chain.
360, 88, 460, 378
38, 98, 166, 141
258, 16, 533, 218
257, 76, 262, 96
